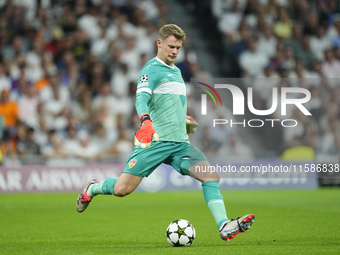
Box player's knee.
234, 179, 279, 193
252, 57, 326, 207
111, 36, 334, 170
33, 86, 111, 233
114, 185, 132, 197
200, 171, 220, 182
114, 189, 131, 197
201, 176, 220, 182
212, 176, 220, 182
195, 173, 220, 183
210, 172, 220, 182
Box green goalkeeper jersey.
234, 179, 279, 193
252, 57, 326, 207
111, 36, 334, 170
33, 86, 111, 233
136, 57, 188, 143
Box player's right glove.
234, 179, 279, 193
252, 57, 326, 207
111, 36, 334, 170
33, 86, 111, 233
186, 116, 199, 134
134, 114, 159, 149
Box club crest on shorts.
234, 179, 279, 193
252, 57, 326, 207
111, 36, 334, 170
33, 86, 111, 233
129, 159, 137, 168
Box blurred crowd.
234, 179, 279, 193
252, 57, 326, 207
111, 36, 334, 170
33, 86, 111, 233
213, 0, 340, 158
2, 0, 339, 166
0, 0, 208, 166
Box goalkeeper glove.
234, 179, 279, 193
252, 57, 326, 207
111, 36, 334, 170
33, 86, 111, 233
134, 114, 159, 149
186, 116, 199, 134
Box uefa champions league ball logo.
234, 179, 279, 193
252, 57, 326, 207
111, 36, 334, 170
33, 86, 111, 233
140, 74, 149, 82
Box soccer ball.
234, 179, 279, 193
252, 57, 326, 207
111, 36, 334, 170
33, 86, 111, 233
166, 219, 196, 247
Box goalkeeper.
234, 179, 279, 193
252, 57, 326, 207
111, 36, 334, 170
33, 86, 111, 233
76, 24, 254, 241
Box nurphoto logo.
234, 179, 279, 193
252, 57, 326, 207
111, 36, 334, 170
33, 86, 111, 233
197, 82, 311, 128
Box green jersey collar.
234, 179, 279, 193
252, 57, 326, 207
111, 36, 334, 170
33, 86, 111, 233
155, 57, 175, 69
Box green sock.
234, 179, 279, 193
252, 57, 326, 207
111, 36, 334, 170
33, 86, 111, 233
89, 177, 118, 196
202, 180, 229, 229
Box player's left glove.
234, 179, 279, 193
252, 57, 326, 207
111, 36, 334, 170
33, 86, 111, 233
134, 114, 159, 149
186, 116, 199, 134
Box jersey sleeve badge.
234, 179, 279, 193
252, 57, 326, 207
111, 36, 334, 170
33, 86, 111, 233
140, 74, 149, 82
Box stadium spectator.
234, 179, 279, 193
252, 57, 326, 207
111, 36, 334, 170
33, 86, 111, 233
103, 41, 121, 73
86, 62, 110, 94
0, 63, 11, 93
300, 122, 319, 150
74, 131, 100, 161
62, 125, 80, 157
0, 114, 4, 138
42, 129, 69, 159
97, 124, 133, 159
91, 123, 116, 153
217, 133, 254, 162
218, 1, 243, 42
0, 89, 19, 129
257, 25, 277, 58
285, 24, 303, 57
210, 115, 235, 147
92, 81, 118, 129
310, 25, 330, 61
1, 35, 27, 63
288, 60, 314, 88
25, 101, 48, 130
39, 74, 70, 103
296, 36, 316, 70
110, 63, 135, 97
34, 55, 57, 93
44, 83, 70, 131
10, 65, 32, 101
18, 84, 38, 125
16, 126, 41, 156
321, 48, 340, 86
281, 47, 296, 71
91, 24, 110, 57
43, 134, 69, 159
33, 117, 49, 148
319, 119, 340, 154
282, 110, 306, 148
0, 129, 16, 157
199, 126, 220, 157
239, 36, 269, 77
60, 61, 83, 90
253, 64, 280, 106
263, 0, 278, 18
25, 39, 44, 83
121, 36, 140, 74
189, 62, 212, 81
232, 23, 252, 56
72, 90, 93, 127
303, 12, 319, 36
273, 7, 293, 39
212, 0, 247, 19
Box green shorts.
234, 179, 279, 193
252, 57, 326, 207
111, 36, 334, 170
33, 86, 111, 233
122, 141, 208, 177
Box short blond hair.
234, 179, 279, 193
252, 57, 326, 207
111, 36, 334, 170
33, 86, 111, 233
159, 24, 186, 41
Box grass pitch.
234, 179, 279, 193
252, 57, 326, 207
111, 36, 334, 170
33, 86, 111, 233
1, 189, 339, 255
